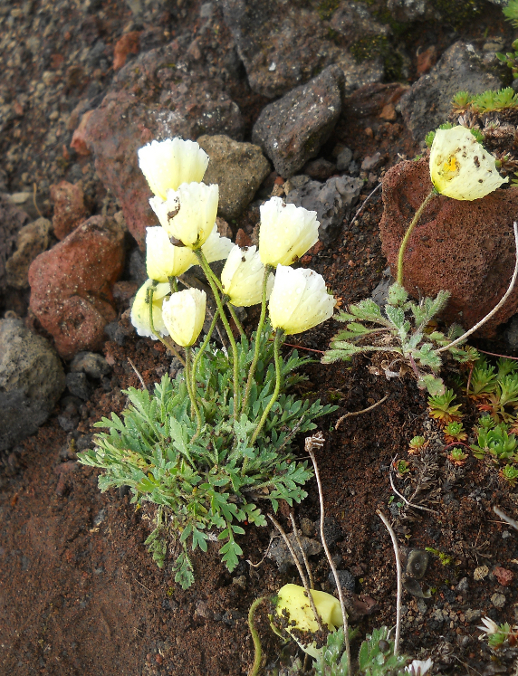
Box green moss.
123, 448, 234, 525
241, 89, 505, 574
432, 0, 483, 29
317, 0, 340, 20
350, 34, 404, 80
350, 34, 388, 62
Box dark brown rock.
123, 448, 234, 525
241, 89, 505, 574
379, 159, 518, 336
28, 214, 125, 359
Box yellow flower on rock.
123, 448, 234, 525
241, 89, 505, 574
221, 245, 274, 307
259, 196, 319, 266
138, 138, 209, 200
162, 288, 206, 347
269, 265, 335, 335
150, 182, 219, 249
130, 280, 170, 338
429, 126, 508, 200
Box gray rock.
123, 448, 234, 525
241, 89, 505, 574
491, 592, 506, 609
5, 218, 50, 289
361, 152, 383, 172
252, 65, 344, 178
197, 135, 271, 220
221, 0, 385, 99
328, 569, 355, 593
0, 317, 65, 451
386, 0, 437, 22
336, 147, 353, 171
0, 193, 30, 304
66, 373, 92, 401
267, 533, 322, 571
69, 351, 110, 379
400, 41, 503, 143
286, 174, 363, 244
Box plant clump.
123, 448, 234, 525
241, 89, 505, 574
79, 137, 337, 588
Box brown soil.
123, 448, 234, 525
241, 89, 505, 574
2, 2, 518, 676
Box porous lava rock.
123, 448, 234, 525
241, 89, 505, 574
28, 214, 125, 359
221, 0, 385, 98
50, 180, 87, 240
80, 37, 244, 248
0, 316, 65, 451
252, 65, 344, 178
379, 159, 518, 336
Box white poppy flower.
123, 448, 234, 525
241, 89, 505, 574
150, 182, 219, 249
259, 196, 319, 266
146, 227, 197, 282
429, 126, 508, 200
138, 138, 209, 200
201, 224, 233, 264
221, 245, 274, 307
162, 288, 206, 347
130, 280, 170, 338
268, 265, 335, 335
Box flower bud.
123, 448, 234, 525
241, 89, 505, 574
146, 227, 197, 282
276, 584, 343, 633
430, 126, 508, 200
162, 288, 206, 347
221, 245, 274, 307
138, 138, 209, 200
130, 280, 170, 338
150, 182, 219, 249
269, 265, 335, 335
259, 196, 319, 266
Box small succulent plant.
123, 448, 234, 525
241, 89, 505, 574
428, 389, 463, 425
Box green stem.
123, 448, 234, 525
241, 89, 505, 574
184, 347, 202, 442
397, 189, 436, 286
168, 276, 178, 293
147, 285, 185, 366
248, 596, 269, 676
191, 308, 220, 395
241, 266, 271, 416
226, 302, 245, 338
250, 329, 283, 448
195, 250, 240, 420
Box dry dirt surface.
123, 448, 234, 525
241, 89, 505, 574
1, 1, 518, 675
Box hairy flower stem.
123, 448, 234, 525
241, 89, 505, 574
247, 596, 269, 676
191, 308, 220, 395
184, 347, 202, 441
226, 302, 245, 338
195, 250, 240, 418
249, 329, 283, 448
147, 285, 185, 366
397, 189, 436, 286
241, 266, 272, 416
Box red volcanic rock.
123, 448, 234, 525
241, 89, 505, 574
50, 180, 87, 240
29, 215, 125, 359
70, 109, 94, 156
379, 159, 518, 336
113, 31, 140, 71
